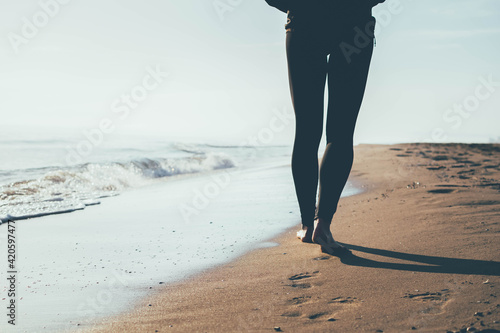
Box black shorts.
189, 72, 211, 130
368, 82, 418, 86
286, 11, 376, 58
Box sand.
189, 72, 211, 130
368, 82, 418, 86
83, 143, 499, 332
2, 155, 314, 332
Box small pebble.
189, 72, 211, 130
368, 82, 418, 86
474, 312, 483, 317
273, 327, 282, 332
467, 327, 476, 332
327, 318, 336, 322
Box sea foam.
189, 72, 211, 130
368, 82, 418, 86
0, 152, 234, 223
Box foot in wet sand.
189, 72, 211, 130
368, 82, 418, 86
297, 225, 313, 243
312, 218, 349, 255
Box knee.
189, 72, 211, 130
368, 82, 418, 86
325, 126, 354, 146
295, 130, 322, 150
324, 137, 354, 153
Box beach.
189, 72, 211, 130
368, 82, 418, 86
2, 1, 499, 332
80, 143, 500, 333
0, 142, 304, 332
1, 143, 499, 332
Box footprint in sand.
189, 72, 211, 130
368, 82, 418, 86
307, 312, 329, 320
403, 291, 448, 301
484, 163, 500, 170
427, 166, 446, 171
328, 296, 359, 304
284, 273, 357, 322
281, 310, 301, 317
285, 295, 312, 305
427, 189, 456, 194
287, 271, 319, 288
325, 296, 362, 318
476, 180, 500, 190
288, 282, 311, 289
289, 272, 314, 281
403, 290, 452, 315
432, 155, 449, 161
281, 309, 330, 320
282, 298, 331, 321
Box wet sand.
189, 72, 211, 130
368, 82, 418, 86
87, 143, 500, 333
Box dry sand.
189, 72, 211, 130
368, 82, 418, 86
88, 143, 500, 333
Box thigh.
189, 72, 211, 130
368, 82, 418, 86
325, 16, 375, 142
286, 31, 328, 132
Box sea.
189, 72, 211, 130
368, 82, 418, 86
0, 129, 360, 224
0, 130, 293, 223
0, 129, 360, 332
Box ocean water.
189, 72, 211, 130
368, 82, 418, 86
0, 131, 293, 223
0, 130, 363, 331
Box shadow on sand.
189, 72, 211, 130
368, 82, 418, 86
335, 243, 500, 276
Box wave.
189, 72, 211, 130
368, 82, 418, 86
0, 153, 235, 223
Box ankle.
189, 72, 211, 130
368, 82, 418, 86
314, 217, 331, 227
302, 224, 313, 230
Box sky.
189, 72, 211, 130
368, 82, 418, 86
0, 0, 499, 145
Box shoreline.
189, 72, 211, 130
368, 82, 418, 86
1, 155, 360, 332
85, 143, 500, 333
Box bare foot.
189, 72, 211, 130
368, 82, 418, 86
312, 218, 349, 255
297, 225, 313, 243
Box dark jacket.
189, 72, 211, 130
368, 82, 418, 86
265, 0, 386, 14
265, 0, 385, 32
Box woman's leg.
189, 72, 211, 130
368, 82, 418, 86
286, 31, 328, 231
315, 16, 375, 225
